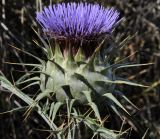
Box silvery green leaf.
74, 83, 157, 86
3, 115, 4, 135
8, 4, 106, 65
51, 102, 63, 123
82, 91, 101, 122
97, 128, 120, 139
16, 77, 40, 85
49, 102, 55, 119
21, 81, 40, 90
96, 78, 148, 87
35, 89, 54, 101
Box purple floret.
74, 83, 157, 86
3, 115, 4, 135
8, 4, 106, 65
36, 2, 120, 40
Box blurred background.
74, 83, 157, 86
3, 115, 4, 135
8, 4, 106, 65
0, 0, 160, 138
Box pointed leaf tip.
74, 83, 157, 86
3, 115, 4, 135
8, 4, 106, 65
54, 42, 63, 61
75, 47, 85, 62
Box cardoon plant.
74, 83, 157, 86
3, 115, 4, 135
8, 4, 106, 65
0, 2, 149, 139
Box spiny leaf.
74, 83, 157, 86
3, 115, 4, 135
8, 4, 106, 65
20, 81, 40, 90
72, 108, 79, 123
78, 116, 98, 131
69, 99, 76, 113
107, 101, 123, 119
32, 27, 50, 54
100, 63, 153, 74
15, 67, 38, 84
113, 63, 153, 73
66, 99, 71, 121
96, 78, 148, 88
66, 99, 76, 120
114, 90, 138, 110
90, 103, 101, 123
103, 93, 130, 115
0, 75, 12, 85
49, 102, 55, 119
1, 80, 34, 105
16, 77, 40, 85
116, 77, 149, 87
42, 99, 50, 114
97, 128, 120, 139
32, 39, 47, 54
4, 61, 42, 68
76, 116, 120, 139
17, 70, 59, 81
0, 106, 29, 115
100, 62, 135, 74
51, 102, 63, 123
8, 44, 44, 64
82, 91, 92, 102
99, 132, 119, 139
82, 91, 101, 123
35, 89, 54, 101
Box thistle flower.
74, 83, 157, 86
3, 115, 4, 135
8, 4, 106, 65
0, 2, 147, 139
36, 2, 120, 57
36, 2, 120, 41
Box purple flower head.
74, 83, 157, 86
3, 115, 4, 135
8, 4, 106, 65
36, 2, 120, 41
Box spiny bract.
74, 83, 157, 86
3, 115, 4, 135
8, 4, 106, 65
39, 43, 115, 104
